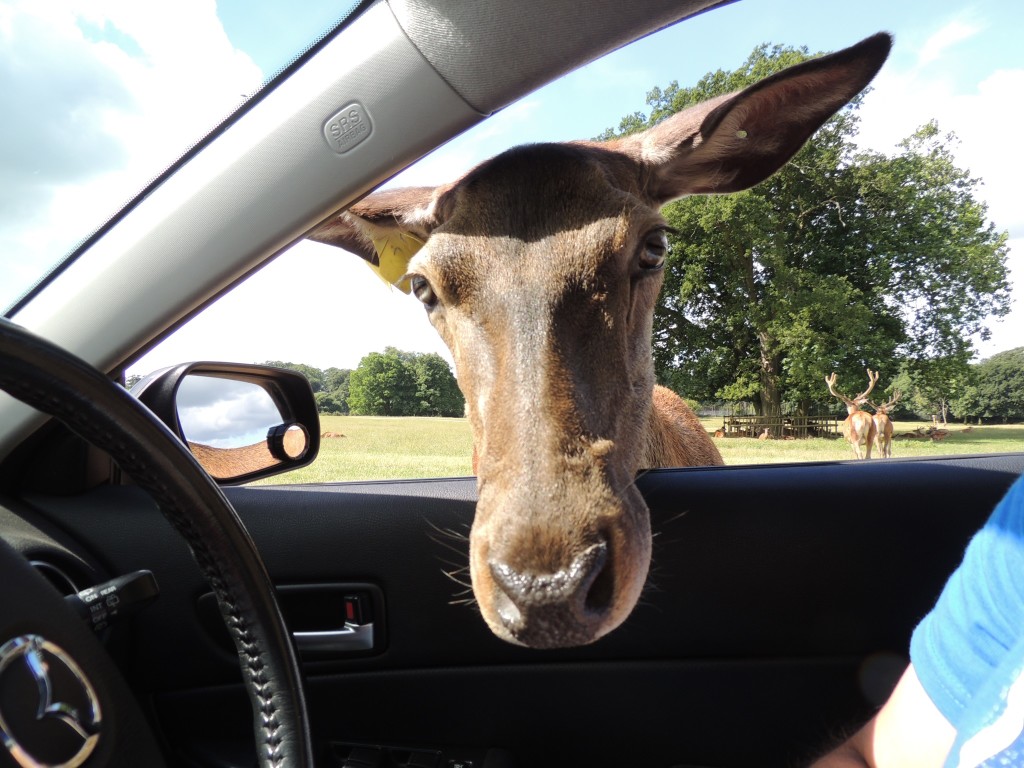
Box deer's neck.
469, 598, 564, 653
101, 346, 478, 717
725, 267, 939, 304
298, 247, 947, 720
641, 385, 724, 468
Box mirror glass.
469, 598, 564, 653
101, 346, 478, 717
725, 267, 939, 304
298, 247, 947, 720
176, 374, 308, 479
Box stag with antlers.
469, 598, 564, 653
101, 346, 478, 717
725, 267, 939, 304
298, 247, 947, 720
868, 390, 902, 459
826, 369, 880, 460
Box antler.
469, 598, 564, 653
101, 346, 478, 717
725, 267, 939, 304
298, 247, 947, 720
827, 369, 880, 408
825, 372, 853, 406
852, 369, 880, 404
869, 388, 902, 413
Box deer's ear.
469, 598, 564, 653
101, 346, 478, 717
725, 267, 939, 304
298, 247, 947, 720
308, 186, 440, 263
308, 186, 441, 290
624, 33, 891, 204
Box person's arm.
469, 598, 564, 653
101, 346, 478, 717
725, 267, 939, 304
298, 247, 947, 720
811, 664, 956, 767
816, 474, 1024, 767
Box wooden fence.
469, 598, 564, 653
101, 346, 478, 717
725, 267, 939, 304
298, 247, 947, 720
720, 415, 841, 439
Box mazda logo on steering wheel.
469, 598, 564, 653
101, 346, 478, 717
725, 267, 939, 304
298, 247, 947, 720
0, 634, 101, 768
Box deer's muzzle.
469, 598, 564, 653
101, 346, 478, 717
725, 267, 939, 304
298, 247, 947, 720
488, 541, 613, 648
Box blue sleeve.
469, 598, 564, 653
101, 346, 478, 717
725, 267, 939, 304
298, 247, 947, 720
910, 473, 1024, 726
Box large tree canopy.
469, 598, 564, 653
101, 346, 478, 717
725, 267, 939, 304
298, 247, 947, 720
264, 352, 463, 417
602, 43, 1010, 416
348, 347, 464, 417
411, 352, 465, 417
348, 347, 419, 416
951, 347, 1024, 424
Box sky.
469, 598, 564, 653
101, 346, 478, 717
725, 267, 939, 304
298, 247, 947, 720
1, 0, 1022, 379
176, 375, 282, 447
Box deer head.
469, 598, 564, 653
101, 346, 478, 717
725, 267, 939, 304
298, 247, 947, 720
312, 34, 891, 648
825, 369, 880, 415
869, 390, 902, 416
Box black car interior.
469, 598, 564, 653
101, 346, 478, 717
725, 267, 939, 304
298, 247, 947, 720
3, 327, 1020, 766
0, 1, 1018, 766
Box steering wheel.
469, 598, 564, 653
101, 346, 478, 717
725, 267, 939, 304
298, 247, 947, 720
0, 318, 313, 768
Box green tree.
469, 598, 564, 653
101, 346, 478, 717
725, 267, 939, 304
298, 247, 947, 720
602, 43, 1010, 416
348, 347, 418, 416
412, 353, 464, 417
321, 367, 351, 414
315, 389, 348, 415
324, 367, 351, 393
891, 354, 974, 425
262, 360, 326, 393
963, 347, 1024, 423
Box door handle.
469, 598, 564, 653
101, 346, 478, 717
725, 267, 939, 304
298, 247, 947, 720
275, 583, 384, 657
198, 584, 384, 657
293, 621, 374, 653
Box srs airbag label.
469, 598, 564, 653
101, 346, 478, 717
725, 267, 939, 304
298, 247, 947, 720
323, 103, 371, 154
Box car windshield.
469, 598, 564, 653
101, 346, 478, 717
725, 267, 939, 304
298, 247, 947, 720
0, 0, 360, 313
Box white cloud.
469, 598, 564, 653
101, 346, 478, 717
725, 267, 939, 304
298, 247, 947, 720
0, 3, 132, 226
0, 0, 263, 310
858, 65, 1024, 237
177, 375, 282, 446
856, 36, 1024, 358
917, 19, 982, 65
80, 0, 263, 154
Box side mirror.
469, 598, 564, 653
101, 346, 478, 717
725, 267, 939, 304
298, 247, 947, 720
131, 362, 320, 484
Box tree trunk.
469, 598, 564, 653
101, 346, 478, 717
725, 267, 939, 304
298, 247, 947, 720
757, 334, 783, 432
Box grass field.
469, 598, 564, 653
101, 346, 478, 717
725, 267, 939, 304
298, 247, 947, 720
260, 414, 475, 484
254, 414, 1024, 484
698, 419, 1024, 465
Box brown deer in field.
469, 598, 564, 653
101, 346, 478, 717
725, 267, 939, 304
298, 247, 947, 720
868, 390, 901, 459
826, 369, 880, 460
311, 35, 891, 648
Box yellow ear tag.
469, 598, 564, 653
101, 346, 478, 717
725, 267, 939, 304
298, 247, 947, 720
368, 232, 425, 294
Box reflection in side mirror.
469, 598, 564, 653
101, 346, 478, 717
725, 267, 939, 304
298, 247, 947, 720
176, 376, 311, 480
132, 362, 320, 484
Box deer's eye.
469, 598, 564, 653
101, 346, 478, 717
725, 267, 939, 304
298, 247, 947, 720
640, 231, 669, 270
410, 275, 438, 307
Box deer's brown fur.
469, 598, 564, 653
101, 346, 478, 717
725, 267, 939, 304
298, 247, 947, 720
826, 369, 880, 460
869, 390, 902, 458
310, 34, 891, 648
644, 386, 723, 466
188, 441, 277, 479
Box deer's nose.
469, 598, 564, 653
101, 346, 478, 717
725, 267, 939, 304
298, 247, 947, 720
488, 541, 614, 648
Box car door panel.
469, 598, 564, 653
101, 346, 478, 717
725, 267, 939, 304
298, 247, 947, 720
11, 453, 1023, 767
